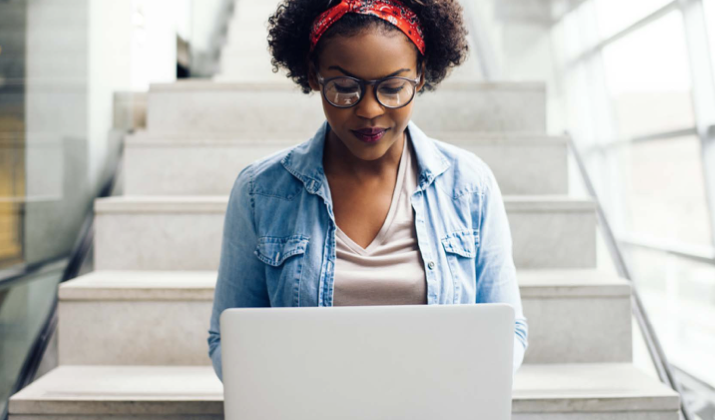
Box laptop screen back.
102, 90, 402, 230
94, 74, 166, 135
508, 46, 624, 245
220, 303, 514, 420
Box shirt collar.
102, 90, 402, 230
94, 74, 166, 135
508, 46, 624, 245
281, 120, 451, 198
405, 120, 452, 190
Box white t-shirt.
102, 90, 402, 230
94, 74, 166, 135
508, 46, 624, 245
332, 133, 428, 306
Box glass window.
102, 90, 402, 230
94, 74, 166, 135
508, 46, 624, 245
602, 10, 695, 139
614, 136, 712, 246
556, 0, 600, 61
595, 0, 674, 40
703, 0, 715, 84
0, 270, 61, 415
628, 247, 715, 386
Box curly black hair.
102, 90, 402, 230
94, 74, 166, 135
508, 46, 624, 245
267, 0, 469, 94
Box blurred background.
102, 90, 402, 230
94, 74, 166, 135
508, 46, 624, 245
1, 0, 714, 418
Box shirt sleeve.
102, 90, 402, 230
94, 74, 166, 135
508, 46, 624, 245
208, 166, 271, 382
474, 168, 529, 376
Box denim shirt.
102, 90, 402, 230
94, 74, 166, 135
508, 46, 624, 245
208, 121, 529, 382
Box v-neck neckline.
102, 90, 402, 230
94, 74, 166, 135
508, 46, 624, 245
335, 135, 410, 255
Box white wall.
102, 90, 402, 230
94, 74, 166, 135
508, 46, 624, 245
463, 0, 559, 132
88, 0, 133, 188
129, 0, 187, 91
23, 0, 188, 261
26, 0, 188, 192
189, 0, 227, 52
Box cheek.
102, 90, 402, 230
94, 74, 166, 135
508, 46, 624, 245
320, 99, 350, 124
389, 104, 415, 125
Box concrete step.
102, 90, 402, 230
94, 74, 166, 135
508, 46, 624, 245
57, 271, 215, 366
146, 81, 546, 135
218, 40, 480, 85
123, 133, 568, 196
224, 29, 274, 51
56, 269, 631, 366
219, 37, 480, 84
518, 269, 632, 363
505, 196, 596, 269
218, 53, 288, 84
93, 196, 596, 271
9, 364, 679, 419
223, 25, 275, 53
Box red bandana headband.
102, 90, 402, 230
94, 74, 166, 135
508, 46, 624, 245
309, 0, 426, 55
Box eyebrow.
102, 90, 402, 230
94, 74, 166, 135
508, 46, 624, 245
328, 65, 411, 79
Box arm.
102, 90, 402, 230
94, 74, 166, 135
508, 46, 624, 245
474, 169, 529, 376
208, 166, 271, 382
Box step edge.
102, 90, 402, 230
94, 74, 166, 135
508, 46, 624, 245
125, 133, 567, 146
149, 80, 546, 93
58, 284, 631, 301
94, 196, 595, 213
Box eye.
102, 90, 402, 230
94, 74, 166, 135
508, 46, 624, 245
378, 80, 407, 95
327, 78, 360, 94
334, 83, 358, 94
380, 85, 404, 94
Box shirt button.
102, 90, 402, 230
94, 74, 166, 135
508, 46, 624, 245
427, 261, 435, 270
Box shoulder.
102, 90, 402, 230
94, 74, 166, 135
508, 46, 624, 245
230, 143, 304, 201
428, 137, 498, 199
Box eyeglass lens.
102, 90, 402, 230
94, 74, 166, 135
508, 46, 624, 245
324, 77, 415, 108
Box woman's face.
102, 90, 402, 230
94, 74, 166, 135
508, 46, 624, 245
308, 29, 425, 162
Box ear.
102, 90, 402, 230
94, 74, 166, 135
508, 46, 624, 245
307, 61, 321, 92
416, 60, 427, 92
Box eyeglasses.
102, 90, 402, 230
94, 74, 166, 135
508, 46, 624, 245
316, 72, 421, 109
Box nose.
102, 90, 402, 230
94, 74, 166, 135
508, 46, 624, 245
354, 85, 385, 120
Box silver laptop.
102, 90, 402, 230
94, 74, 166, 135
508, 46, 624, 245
220, 303, 514, 420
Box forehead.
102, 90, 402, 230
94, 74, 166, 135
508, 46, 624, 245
318, 30, 418, 79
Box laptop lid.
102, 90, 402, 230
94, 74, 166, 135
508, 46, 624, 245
220, 303, 514, 420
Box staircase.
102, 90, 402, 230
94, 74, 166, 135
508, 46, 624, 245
8, 2, 682, 419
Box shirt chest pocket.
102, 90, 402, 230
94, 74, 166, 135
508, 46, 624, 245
254, 234, 310, 306
441, 229, 479, 301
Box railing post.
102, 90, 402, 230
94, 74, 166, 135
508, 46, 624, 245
679, 0, 715, 246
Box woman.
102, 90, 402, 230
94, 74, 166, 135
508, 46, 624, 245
208, 0, 528, 382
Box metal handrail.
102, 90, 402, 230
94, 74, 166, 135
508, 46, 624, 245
617, 234, 715, 266
567, 133, 694, 420
0, 257, 69, 290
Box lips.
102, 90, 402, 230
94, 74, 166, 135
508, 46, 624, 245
351, 127, 388, 143
355, 127, 387, 135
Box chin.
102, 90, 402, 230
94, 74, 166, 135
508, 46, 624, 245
346, 134, 397, 160
346, 143, 389, 161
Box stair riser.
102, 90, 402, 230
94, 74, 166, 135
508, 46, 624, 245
223, 36, 276, 54
58, 301, 211, 366
125, 143, 288, 196
146, 86, 546, 134
225, 31, 274, 50
124, 141, 567, 196
94, 212, 224, 271
219, 55, 285, 83
94, 206, 595, 271
521, 296, 632, 363
510, 210, 596, 269
57, 290, 629, 366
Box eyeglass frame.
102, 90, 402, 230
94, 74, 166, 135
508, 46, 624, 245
315, 71, 422, 109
